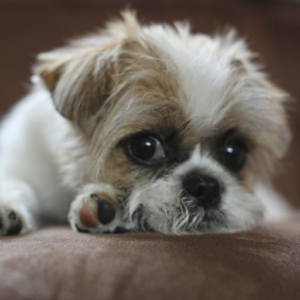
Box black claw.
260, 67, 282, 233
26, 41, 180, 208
97, 200, 116, 225
6, 219, 22, 235
113, 226, 127, 234
75, 224, 89, 233
103, 227, 126, 234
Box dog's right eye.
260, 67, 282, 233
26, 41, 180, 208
127, 135, 165, 165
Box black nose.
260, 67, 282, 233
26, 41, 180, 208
182, 173, 221, 209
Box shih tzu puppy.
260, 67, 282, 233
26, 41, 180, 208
0, 11, 293, 236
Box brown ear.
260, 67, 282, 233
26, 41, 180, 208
36, 10, 143, 132
218, 30, 291, 162
36, 48, 117, 132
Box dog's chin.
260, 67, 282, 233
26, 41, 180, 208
129, 206, 227, 234
127, 204, 264, 235
123, 181, 264, 235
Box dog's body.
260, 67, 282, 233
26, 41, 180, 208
0, 12, 294, 236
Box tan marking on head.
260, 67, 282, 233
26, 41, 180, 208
102, 104, 191, 194
39, 10, 290, 197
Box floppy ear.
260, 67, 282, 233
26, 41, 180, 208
232, 58, 290, 160
36, 46, 118, 132
218, 30, 291, 162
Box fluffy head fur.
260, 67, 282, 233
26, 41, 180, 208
35, 11, 290, 234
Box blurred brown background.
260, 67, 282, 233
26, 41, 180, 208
0, 0, 300, 206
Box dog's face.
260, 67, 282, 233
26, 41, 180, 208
36, 12, 290, 234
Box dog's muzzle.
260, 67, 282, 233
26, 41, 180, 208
181, 172, 221, 210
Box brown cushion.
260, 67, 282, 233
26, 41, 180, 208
0, 221, 300, 300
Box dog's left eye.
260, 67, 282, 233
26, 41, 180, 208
128, 135, 165, 165
218, 137, 248, 172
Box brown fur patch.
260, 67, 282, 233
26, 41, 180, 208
37, 11, 290, 204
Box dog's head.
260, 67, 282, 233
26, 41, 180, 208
36, 11, 290, 234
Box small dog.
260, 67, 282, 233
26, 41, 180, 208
0, 11, 294, 236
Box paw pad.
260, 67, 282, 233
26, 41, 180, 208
90, 194, 116, 225
97, 199, 116, 225
0, 209, 22, 236
79, 206, 98, 228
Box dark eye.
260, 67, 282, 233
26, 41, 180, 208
219, 138, 248, 172
128, 135, 165, 165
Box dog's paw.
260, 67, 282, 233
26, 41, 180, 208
0, 206, 23, 236
0, 179, 38, 236
68, 183, 126, 233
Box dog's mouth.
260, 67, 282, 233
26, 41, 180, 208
130, 205, 155, 232
108, 226, 128, 234
127, 202, 227, 234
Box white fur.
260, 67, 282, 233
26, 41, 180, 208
0, 89, 73, 223
126, 144, 264, 234
0, 13, 294, 235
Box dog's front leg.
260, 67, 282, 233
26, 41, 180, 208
68, 183, 127, 233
